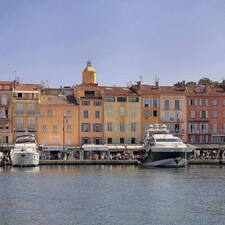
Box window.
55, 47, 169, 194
174, 100, 180, 110
153, 110, 158, 117
48, 109, 53, 117
94, 137, 102, 145
66, 138, 72, 145
107, 106, 113, 115
107, 138, 112, 144
189, 99, 196, 106
16, 118, 23, 129
82, 101, 90, 106
0, 108, 6, 118
199, 123, 208, 133
212, 124, 217, 133
104, 97, 115, 102
143, 98, 159, 107
52, 125, 58, 133
95, 111, 100, 118
39, 110, 44, 117
190, 135, 195, 144
94, 101, 102, 106
83, 110, 89, 118
82, 123, 90, 132
2, 136, 8, 144
200, 135, 208, 143
1, 95, 8, 105
129, 97, 139, 102
17, 93, 23, 98
117, 97, 127, 102
93, 123, 102, 132
212, 111, 218, 119
107, 122, 113, 131
131, 122, 136, 131
223, 111, 225, 118
191, 111, 195, 118
120, 138, 125, 144
200, 110, 208, 119
67, 125, 72, 132
119, 106, 125, 116
42, 125, 47, 132
67, 109, 72, 117
131, 138, 136, 144
164, 100, 169, 110
28, 104, 35, 114
120, 123, 126, 131
130, 106, 137, 116
82, 137, 90, 144
16, 104, 24, 114
199, 99, 208, 106
212, 99, 217, 106
28, 118, 35, 129
52, 137, 58, 145
85, 91, 95, 97
163, 111, 169, 121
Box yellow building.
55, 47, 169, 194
36, 94, 79, 147
159, 86, 187, 141
12, 83, 41, 141
75, 62, 104, 145
102, 86, 142, 144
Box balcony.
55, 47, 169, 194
161, 118, 183, 122
27, 111, 36, 115
16, 110, 24, 115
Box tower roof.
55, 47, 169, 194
82, 60, 96, 73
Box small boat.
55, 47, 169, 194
139, 124, 195, 168
10, 134, 39, 167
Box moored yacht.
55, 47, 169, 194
10, 134, 39, 167
140, 124, 194, 168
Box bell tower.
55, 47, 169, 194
82, 61, 97, 84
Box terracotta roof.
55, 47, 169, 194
159, 86, 187, 95
186, 85, 225, 96
0, 81, 14, 85
15, 84, 42, 91
101, 86, 138, 96
39, 95, 78, 105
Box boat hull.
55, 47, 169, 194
140, 151, 190, 168
10, 152, 39, 167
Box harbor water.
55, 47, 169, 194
1, 165, 225, 225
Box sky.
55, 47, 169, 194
1, 0, 225, 87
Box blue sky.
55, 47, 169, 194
1, 0, 225, 87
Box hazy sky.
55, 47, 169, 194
1, 0, 225, 87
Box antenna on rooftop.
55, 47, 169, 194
139, 75, 144, 83
14, 70, 21, 84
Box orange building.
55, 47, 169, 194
12, 83, 42, 141
36, 94, 79, 147
0, 81, 15, 144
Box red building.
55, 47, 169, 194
187, 85, 225, 144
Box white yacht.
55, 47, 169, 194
140, 124, 195, 168
10, 134, 39, 167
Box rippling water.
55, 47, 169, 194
1, 165, 225, 225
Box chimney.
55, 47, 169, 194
155, 81, 159, 89
137, 81, 141, 89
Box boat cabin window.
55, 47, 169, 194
16, 138, 35, 143
155, 138, 182, 142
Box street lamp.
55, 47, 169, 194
62, 115, 68, 159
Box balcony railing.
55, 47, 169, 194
16, 110, 24, 115
161, 118, 183, 122
188, 130, 225, 135
27, 111, 36, 115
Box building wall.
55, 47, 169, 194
141, 94, 160, 139
187, 95, 225, 144
160, 94, 187, 141
74, 85, 104, 145
12, 91, 40, 141
103, 96, 142, 144
36, 105, 79, 146
0, 83, 14, 144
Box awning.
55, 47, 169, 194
82, 144, 109, 151
67, 147, 83, 152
